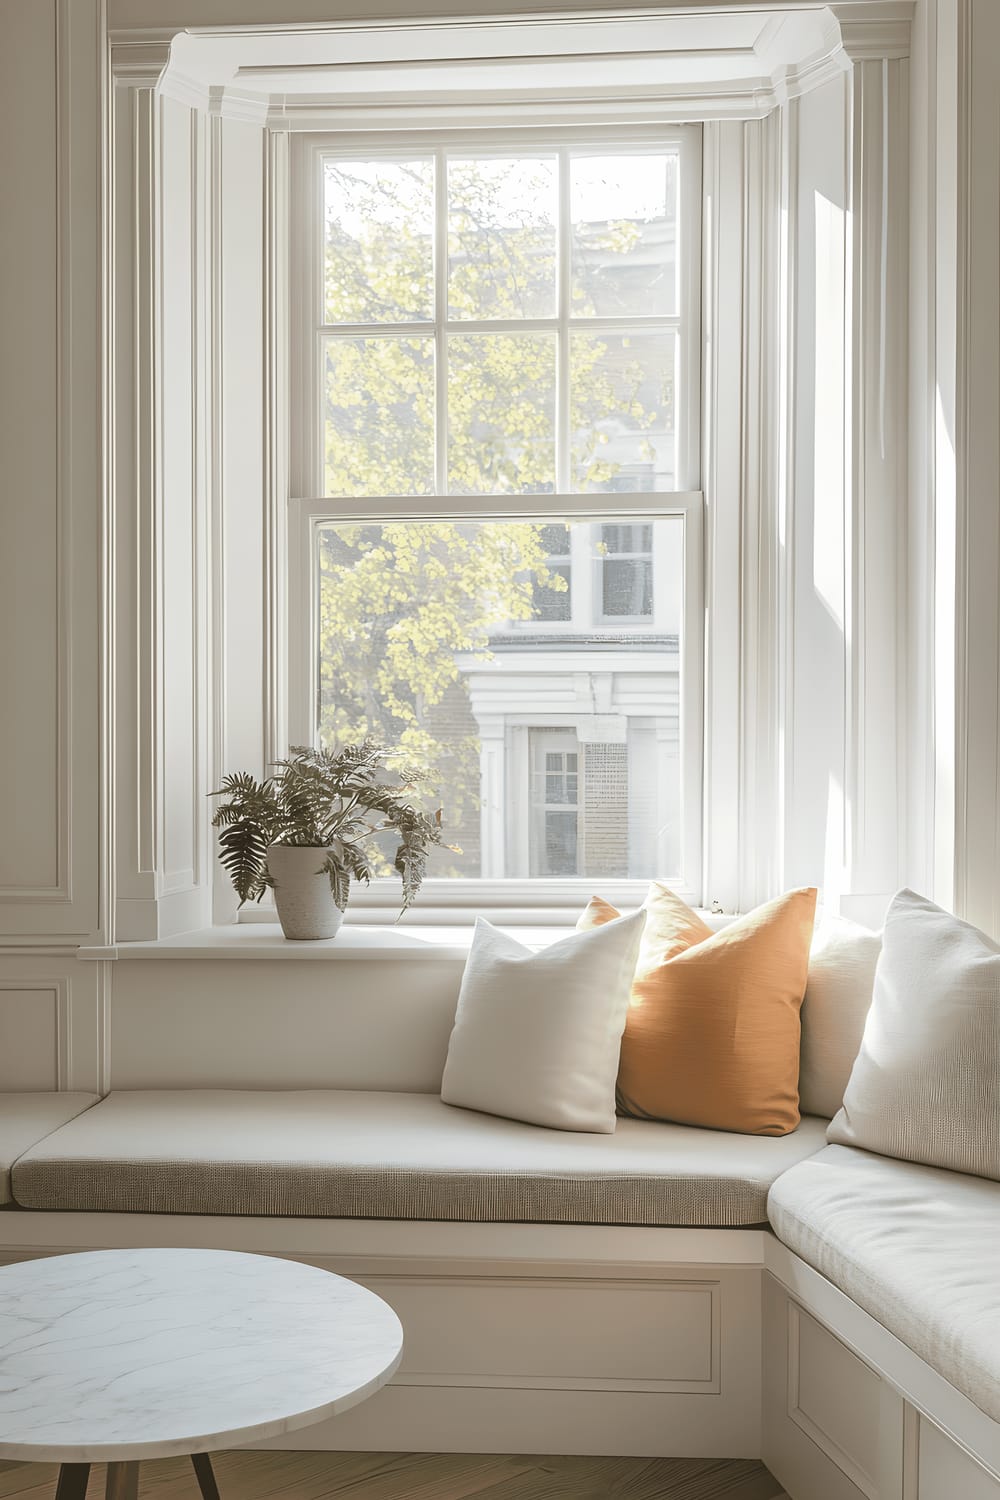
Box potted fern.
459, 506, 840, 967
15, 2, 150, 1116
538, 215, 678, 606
210, 740, 447, 939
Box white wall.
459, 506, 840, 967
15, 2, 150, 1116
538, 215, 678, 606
785, 78, 852, 899
906, 0, 1000, 936
948, 0, 1000, 936
0, 0, 102, 946
0, 0, 106, 1088
781, 58, 909, 927
114, 86, 216, 942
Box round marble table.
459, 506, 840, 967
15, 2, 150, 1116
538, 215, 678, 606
0, 1247, 404, 1500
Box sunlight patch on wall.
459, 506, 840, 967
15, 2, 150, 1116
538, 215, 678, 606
812, 189, 846, 630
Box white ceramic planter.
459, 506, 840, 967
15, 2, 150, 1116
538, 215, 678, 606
266, 843, 345, 940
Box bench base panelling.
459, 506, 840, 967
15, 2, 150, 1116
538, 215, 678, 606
762, 1269, 1000, 1500
0, 1216, 763, 1458
2, 1215, 998, 1490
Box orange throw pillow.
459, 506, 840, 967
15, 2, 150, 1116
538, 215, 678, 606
577, 884, 817, 1135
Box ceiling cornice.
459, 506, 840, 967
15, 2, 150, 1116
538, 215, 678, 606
120, 2, 913, 119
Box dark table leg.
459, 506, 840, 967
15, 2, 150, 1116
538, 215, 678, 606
190, 1454, 220, 1500
104, 1462, 139, 1500
55, 1465, 91, 1500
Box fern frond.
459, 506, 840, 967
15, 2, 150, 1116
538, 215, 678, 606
319, 850, 352, 911
215, 818, 270, 905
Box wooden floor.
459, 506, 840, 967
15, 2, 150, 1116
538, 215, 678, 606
0, 1453, 790, 1500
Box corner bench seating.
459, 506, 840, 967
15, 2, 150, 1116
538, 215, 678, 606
0, 1092, 99, 1205
2, 1084, 999, 1494
768, 1142, 1000, 1425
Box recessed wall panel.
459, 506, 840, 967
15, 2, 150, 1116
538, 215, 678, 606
0, 988, 59, 1090
0, 2, 60, 891
159, 96, 198, 887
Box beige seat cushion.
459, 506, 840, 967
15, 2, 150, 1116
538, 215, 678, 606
0, 1092, 100, 1205
12, 1088, 829, 1226
768, 1143, 1000, 1422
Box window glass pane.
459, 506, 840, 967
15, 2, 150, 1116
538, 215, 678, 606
543, 810, 578, 875
324, 158, 434, 324
532, 522, 572, 620
570, 331, 675, 491
448, 334, 555, 493
540, 523, 571, 555
316, 518, 685, 881
602, 523, 653, 554
570, 152, 678, 317
603, 558, 653, 618
324, 336, 434, 497
532, 562, 571, 621
448, 157, 557, 320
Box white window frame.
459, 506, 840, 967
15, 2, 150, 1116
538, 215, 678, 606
285, 124, 704, 920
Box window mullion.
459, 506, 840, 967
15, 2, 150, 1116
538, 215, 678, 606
434, 147, 448, 496
556, 146, 571, 495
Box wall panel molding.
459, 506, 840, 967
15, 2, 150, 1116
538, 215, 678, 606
702, 111, 788, 914
951, 0, 1000, 936
702, 120, 746, 914
0, 955, 105, 1093
0, 0, 104, 944
738, 110, 784, 909
843, 54, 909, 919
110, 66, 216, 940
774, 49, 907, 924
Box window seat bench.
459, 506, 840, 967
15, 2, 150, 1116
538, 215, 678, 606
1, 1089, 998, 1499
768, 1142, 1000, 1425
6, 1087, 830, 1224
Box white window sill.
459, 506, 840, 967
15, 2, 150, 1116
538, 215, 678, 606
77, 923, 576, 962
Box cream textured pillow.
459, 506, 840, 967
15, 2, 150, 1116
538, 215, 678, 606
828, 889, 1000, 1178
799, 914, 882, 1118
441, 911, 645, 1134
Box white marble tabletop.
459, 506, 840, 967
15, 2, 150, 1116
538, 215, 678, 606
0, 1247, 403, 1463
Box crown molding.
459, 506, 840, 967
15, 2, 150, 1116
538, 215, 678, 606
109, 28, 172, 88
141, 2, 912, 130
266, 82, 772, 130
207, 83, 270, 124
827, 1, 914, 60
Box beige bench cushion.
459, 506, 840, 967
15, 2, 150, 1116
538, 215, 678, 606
12, 1088, 829, 1225
0, 1093, 100, 1205
768, 1143, 1000, 1422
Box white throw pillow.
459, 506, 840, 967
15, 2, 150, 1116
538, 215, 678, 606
828, 889, 1000, 1179
799, 914, 882, 1119
441, 911, 646, 1134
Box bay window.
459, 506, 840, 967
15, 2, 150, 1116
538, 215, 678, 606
100, 15, 912, 944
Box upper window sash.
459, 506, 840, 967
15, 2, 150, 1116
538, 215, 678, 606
289, 125, 702, 503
